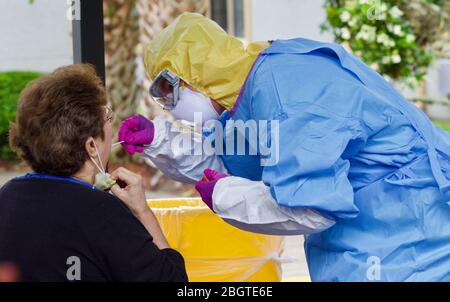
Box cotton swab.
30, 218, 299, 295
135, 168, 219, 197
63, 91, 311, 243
112, 141, 125, 147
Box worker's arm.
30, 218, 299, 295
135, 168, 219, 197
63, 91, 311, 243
206, 105, 367, 235
143, 117, 228, 184
212, 176, 335, 235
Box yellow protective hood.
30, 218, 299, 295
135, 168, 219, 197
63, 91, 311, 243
144, 12, 269, 111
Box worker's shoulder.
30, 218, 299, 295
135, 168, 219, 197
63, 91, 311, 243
263, 38, 347, 60
259, 38, 355, 79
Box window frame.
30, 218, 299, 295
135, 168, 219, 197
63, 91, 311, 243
208, 0, 252, 42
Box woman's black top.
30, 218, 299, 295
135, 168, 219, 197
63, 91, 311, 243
0, 176, 188, 282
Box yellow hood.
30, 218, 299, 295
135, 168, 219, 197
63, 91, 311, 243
144, 12, 269, 111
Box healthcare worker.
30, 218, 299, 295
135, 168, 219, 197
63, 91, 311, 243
118, 12, 450, 281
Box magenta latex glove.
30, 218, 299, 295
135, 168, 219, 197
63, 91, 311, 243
195, 169, 228, 212
118, 114, 155, 155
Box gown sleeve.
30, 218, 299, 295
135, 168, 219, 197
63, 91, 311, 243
143, 117, 228, 184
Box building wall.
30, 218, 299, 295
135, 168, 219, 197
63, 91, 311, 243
0, 0, 72, 72
249, 0, 332, 42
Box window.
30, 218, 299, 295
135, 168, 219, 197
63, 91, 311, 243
210, 0, 247, 39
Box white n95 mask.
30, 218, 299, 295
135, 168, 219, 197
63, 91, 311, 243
170, 86, 219, 124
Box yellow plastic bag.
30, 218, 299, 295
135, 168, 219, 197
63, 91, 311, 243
148, 198, 285, 282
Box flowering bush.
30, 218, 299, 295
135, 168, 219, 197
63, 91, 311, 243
322, 0, 448, 87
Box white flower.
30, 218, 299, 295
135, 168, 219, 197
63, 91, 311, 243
356, 25, 376, 42
366, 2, 386, 21
377, 33, 395, 47
388, 24, 404, 37
406, 34, 416, 43
392, 54, 402, 64
405, 77, 419, 87
348, 18, 357, 27
389, 6, 404, 18
377, 12, 387, 21
340, 11, 351, 23
370, 63, 380, 71
382, 56, 392, 64
393, 25, 404, 36
377, 33, 388, 43
341, 27, 351, 40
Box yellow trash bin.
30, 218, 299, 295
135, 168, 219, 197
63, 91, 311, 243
148, 198, 285, 282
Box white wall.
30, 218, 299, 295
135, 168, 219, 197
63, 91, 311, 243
250, 0, 333, 42
425, 59, 450, 121
0, 0, 73, 72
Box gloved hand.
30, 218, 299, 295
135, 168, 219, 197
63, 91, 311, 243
118, 114, 155, 155
195, 169, 228, 211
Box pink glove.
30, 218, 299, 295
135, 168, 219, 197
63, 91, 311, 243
118, 114, 154, 155
195, 169, 228, 212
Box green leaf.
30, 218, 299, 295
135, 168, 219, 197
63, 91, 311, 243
0, 71, 41, 160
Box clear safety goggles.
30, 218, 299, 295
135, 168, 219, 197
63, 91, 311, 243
149, 69, 180, 110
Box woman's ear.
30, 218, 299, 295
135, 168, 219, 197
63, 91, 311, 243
85, 137, 97, 158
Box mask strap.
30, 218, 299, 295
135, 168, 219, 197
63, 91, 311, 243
90, 140, 105, 175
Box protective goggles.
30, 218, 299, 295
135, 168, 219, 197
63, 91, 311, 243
149, 69, 180, 110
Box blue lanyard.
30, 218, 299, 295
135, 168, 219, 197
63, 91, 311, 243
16, 173, 97, 190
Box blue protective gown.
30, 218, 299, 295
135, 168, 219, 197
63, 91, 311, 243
219, 38, 450, 281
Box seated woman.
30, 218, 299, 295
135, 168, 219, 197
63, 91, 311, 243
0, 64, 188, 282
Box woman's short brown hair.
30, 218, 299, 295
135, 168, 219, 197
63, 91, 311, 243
9, 64, 107, 176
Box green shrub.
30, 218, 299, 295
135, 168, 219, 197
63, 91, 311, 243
321, 0, 449, 87
433, 121, 450, 132
0, 71, 41, 160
